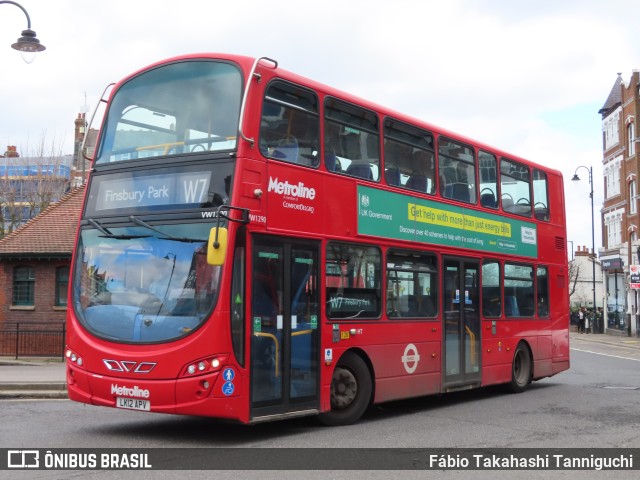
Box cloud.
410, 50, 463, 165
3, 0, 640, 251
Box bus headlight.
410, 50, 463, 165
65, 347, 84, 369
180, 354, 229, 378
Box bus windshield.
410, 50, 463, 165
95, 60, 242, 164
73, 222, 221, 343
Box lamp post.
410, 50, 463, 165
1, 1, 45, 63
571, 165, 599, 332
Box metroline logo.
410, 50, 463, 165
268, 176, 316, 200
111, 384, 150, 398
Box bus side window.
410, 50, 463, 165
383, 118, 435, 194
386, 250, 438, 319
326, 242, 381, 319
504, 263, 534, 318
438, 138, 476, 204
537, 266, 549, 317
260, 81, 320, 167
324, 97, 380, 181
479, 151, 498, 209
533, 169, 550, 221
481, 260, 501, 317
501, 158, 531, 217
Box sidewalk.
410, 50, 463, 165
1, 332, 639, 400
0, 357, 67, 399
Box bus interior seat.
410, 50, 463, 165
481, 191, 497, 208
501, 196, 514, 213
346, 163, 373, 180
534, 205, 549, 221
343, 133, 361, 159
385, 167, 401, 186
504, 296, 519, 317
406, 173, 427, 192
272, 136, 299, 163
325, 148, 340, 172
450, 183, 469, 202
420, 296, 437, 317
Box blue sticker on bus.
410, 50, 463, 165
222, 381, 235, 396
222, 368, 235, 382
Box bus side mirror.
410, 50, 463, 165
207, 227, 228, 265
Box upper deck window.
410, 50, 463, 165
259, 81, 320, 167
324, 98, 380, 181
500, 158, 531, 217
438, 138, 476, 204
478, 151, 498, 209
533, 169, 550, 221
383, 119, 435, 194
95, 61, 242, 164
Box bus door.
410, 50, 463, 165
250, 237, 320, 419
442, 257, 481, 388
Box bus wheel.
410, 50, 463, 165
508, 342, 531, 393
319, 352, 372, 426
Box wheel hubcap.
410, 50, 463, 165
330, 367, 357, 409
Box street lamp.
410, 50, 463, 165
571, 165, 599, 332
1, 1, 45, 64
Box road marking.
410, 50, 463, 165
571, 347, 640, 362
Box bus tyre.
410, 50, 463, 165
319, 352, 372, 426
508, 342, 531, 393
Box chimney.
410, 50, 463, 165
4, 146, 19, 158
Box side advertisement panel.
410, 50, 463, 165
357, 186, 538, 258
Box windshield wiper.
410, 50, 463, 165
129, 216, 206, 243
87, 218, 151, 240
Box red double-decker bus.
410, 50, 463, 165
65, 54, 569, 425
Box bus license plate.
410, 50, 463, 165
116, 397, 150, 411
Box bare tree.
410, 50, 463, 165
568, 260, 580, 299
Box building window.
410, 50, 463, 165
13, 266, 35, 306
630, 180, 637, 215
55, 266, 69, 307
628, 122, 636, 157
604, 209, 624, 248
603, 108, 620, 150
604, 158, 622, 199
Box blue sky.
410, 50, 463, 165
2, 0, 639, 253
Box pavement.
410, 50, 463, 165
1, 331, 639, 400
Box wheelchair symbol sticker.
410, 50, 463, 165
222, 381, 235, 396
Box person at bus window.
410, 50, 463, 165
406, 149, 435, 193
324, 122, 342, 172
383, 140, 402, 187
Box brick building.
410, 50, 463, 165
598, 71, 640, 335
0, 186, 85, 354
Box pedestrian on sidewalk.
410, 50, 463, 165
585, 308, 593, 334
578, 307, 585, 333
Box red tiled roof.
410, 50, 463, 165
0, 186, 86, 258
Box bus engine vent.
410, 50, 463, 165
555, 236, 565, 251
